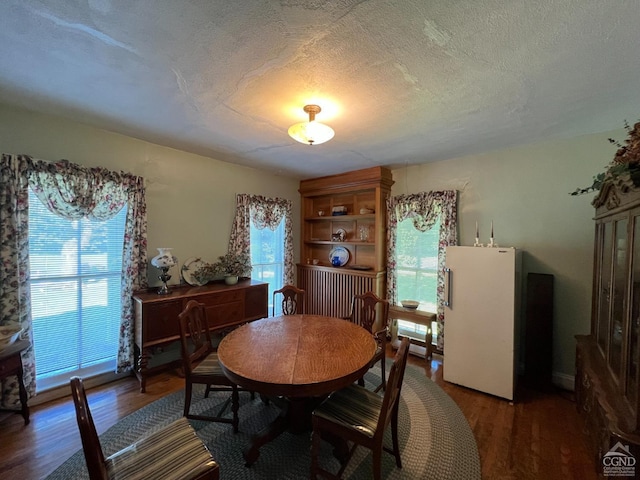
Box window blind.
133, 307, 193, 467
250, 219, 285, 315
28, 188, 127, 391
396, 218, 440, 309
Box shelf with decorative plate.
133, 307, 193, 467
305, 240, 375, 246
304, 214, 376, 221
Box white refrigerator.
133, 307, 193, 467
443, 246, 521, 400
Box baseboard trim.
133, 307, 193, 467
30, 370, 131, 406
552, 371, 575, 391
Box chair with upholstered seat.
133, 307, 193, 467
179, 299, 244, 432
343, 291, 390, 392
273, 284, 306, 316
70, 376, 219, 480
310, 337, 410, 480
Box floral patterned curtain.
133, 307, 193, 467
0, 155, 34, 409
386, 191, 457, 350
228, 194, 294, 285
0, 154, 147, 409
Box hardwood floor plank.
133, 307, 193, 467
0, 350, 597, 479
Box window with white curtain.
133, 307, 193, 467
28, 187, 127, 391
250, 219, 285, 316
395, 216, 440, 344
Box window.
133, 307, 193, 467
28, 188, 127, 391
395, 217, 440, 345
250, 219, 285, 315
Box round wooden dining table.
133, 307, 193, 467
217, 314, 376, 465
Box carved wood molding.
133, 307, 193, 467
592, 172, 640, 209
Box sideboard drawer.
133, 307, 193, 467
195, 290, 243, 307
245, 283, 269, 319
142, 301, 182, 344
205, 301, 244, 330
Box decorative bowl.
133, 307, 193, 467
0, 326, 23, 350
400, 300, 419, 309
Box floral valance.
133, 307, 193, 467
29, 159, 135, 220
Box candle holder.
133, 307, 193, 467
474, 222, 483, 247
487, 221, 499, 247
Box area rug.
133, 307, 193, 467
47, 362, 480, 479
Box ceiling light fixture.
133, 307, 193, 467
288, 104, 335, 146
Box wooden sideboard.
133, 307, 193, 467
132, 279, 268, 392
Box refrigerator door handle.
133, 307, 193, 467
444, 267, 452, 307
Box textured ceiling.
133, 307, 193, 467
1, 0, 639, 179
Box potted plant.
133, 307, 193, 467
216, 252, 252, 285
193, 252, 252, 285
570, 120, 640, 196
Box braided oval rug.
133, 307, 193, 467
47, 361, 480, 479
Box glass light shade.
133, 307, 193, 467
151, 247, 177, 269
288, 120, 335, 145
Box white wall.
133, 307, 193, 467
0, 103, 301, 288
391, 130, 622, 387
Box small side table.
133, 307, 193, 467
389, 306, 436, 361
0, 339, 30, 425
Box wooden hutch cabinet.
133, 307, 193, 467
576, 173, 640, 469
297, 167, 393, 327
132, 280, 268, 392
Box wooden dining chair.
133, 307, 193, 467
343, 291, 390, 392
272, 284, 306, 316
310, 337, 410, 480
70, 376, 220, 480
179, 299, 244, 432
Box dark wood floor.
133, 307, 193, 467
0, 349, 597, 479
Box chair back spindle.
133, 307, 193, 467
346, 291, 389, 334
273, 285, 306, 316
179, 300, 214, 376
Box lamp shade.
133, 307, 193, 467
288, 104, 335, 145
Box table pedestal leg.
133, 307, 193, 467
243, 407, 289, 466
243, 397, 322, 466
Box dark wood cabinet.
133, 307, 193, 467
523, 273, 554, 390
576, 173, 640, 471
133, 280, 268, 392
